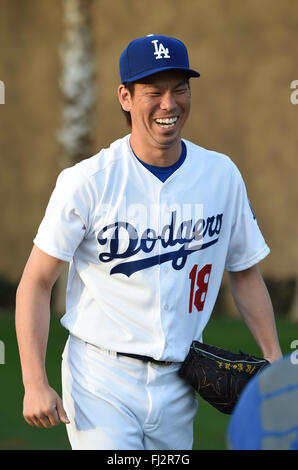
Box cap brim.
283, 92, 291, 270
122, 66, 200, 83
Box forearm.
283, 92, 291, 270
228, 266, 282, 362
15, 277, 52, 388
15, 246, 69, 428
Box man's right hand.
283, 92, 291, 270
15, 246, 69, 429
23, 383, 70, 428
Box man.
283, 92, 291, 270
15, 34, 282, 450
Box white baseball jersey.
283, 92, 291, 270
34, 134, 270, 362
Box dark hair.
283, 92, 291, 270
121, 82, 135, 127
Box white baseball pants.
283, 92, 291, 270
61, 335, 198, 450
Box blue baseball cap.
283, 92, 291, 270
119, 34, 200, 83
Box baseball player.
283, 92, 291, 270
15, 34, 282, 450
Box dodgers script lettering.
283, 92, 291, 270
97, 211, 223, 276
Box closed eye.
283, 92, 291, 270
146, 91, 161, 97
175, 88, 188, 94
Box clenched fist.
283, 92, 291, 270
23, 383, 70, 428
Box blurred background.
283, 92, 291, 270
0, 0, 297, 450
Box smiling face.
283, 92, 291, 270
118, 70, 191, 164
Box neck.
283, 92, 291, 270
129, 135, 182, 167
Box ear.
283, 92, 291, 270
118, 84, 132, 112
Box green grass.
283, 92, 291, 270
0, 310, 70, 450
0, 309, 296, 450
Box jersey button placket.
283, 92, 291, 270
159, 186, 174, 356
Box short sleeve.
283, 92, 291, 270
33, 168, 90, 262
225, 172, 270, 271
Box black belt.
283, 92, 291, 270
117, 352, 173, 366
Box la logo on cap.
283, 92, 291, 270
119, 35, 200, 83
151, 39, 171, 60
